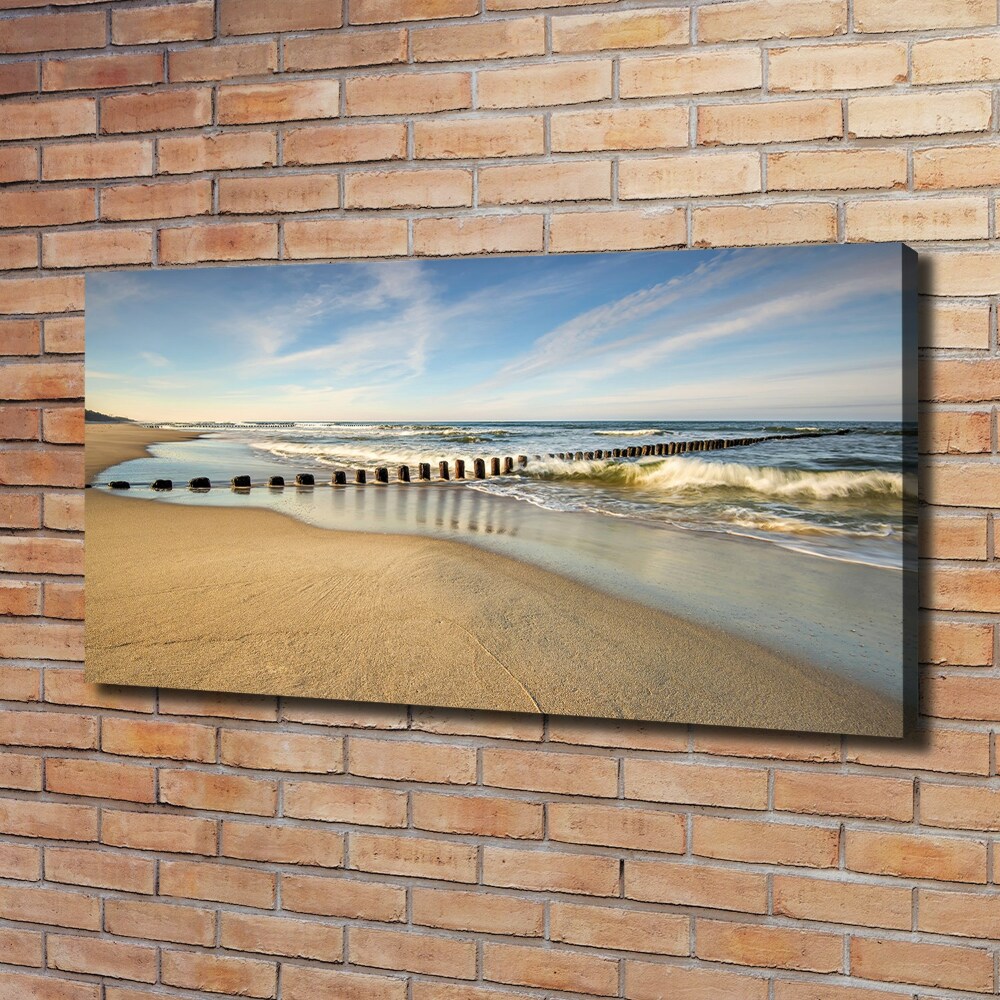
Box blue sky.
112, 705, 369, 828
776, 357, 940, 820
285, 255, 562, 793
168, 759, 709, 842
86, 245, 906, 422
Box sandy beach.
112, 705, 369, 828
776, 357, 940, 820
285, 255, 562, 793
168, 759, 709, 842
85, 425, 901, 735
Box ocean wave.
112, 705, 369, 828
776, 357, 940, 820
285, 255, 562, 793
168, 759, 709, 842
523, 455, 908, 501
717, 508, 894, 538
593, 428, 668, 437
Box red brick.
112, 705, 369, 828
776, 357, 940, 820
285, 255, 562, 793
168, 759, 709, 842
346, 72, 471, 116
349, 736, 477, 783
0, 405, 39, 439
43, 229, 152, 269
353, 832, 478, 882
284, 780, 407, 827
0, 147, 38, 184
112, 1, 214, 44
158, 131, 277, 174
0, 753, 42, 792
170, 41, 278, 82
283, 965, 405, 1000
694, 815, 840, 868
0, 276, 84, 314
44, 667, 153, 712
284, 217, 407, 259
47, 757, 155, 803
101, 809, 217, 855
0, 493, 42, 527
162, 951, 277, 999
221, 729, 343, 772
351, 0, 478, 24
101, 179, 212, 220
0, 972, 96, 1000
222, 819, 345, 867
773, 874, 911, 930
285, 30, 406, 71
218, 79, 340, 125
0, 11, 106, 54
221, 0, 343, 34
0, 798, 97, 841
0, 536, 83, 573
351, 926, 476, 979
44, 140, 153, 181
0, 321, 41, 356
101, 88, 213, 134
106, 898, 215, 947
43, 53, 163, 92
413, 215, 544, 256
0, 448, 83, 487
44, 582, 84, 619
412, 17, 544, 60
160, 858, 275, 907
0, 234, 38, 271
626, 962, 768, 1000
0, 927, 41, 968
0, 187, 95, 226
344, 168, 473, 209
551, 901, 689, 955
0, 60, 38, 96
160, 768, 277, 816
284, 122, 407, 165
773, 770, 914, 821
0, 708, 94, 748
48, 935, 152, 984
625, 759, 768, 808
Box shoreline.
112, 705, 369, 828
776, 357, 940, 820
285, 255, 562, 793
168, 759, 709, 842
85, 424, 903, 735
85, 423, 204, 484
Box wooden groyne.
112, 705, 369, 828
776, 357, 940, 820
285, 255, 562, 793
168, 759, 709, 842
94, 429, 849, 491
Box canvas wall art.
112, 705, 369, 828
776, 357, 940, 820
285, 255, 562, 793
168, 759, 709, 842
85, 244, 917, 737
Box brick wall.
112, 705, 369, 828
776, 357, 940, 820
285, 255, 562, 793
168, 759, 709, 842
0, 0, 998, 996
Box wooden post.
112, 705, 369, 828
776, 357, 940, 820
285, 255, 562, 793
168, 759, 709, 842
419, 462, 431, 481
397, 465, 410, 483
333, 471, 347, 485
439, 461, 450, 481
517, 455, 528, 467
231, 475, 252, 488
296, 473, 315, 486
188, 477, 210, 490
503, 456, 514, 473
375, 467, 389, 483
584, 451, 594, 460
267, 475, 284, 487
355, 469, 367, 484
491, 457, 500, 475
455, 459, 465, 479
574, 451, 584, 461
109, 481, 130, 489
151, 479, 173, 491
474, 458, 486, 478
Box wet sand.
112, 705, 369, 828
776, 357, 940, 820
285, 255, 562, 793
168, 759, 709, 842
85, 424, 203, 484
85, 425, 902, 735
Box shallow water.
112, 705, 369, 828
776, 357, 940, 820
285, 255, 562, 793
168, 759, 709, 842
96, 437, 909, 698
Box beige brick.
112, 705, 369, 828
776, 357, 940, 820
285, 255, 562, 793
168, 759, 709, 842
284, 780, 407, 827
915, 144, 1000, 190
222, 820, 345, 867
414, 116, 543, 159
627, 963, 768, 1000
218, 174, 340, 215
846, 196, 989, 242
482, 746, 618, 795
849, 91, 992, 138
282, 873, 405, 922
769, 42, 907, 91
922, 250, 1000, 296
170, 41, 278, 82
855, 0, 995, 32
285, 30, 406, 71
479, 160, 611, 205
700, 98, 842, 145
919, 888, 1000, 939
43, 53, 162, 92
346, 72, 471, 116
620, 151, 760, 199
42, 230, 152, 269
550, 208, 686, 253
284, 217, 408, 259
218, 80, 340, 125
846, 829, 987, 883
914, 35, 1000, 85
1, 10, 106, 54
413, 215, 544, 255
47, 935, 156, 984
483, 942, 618, 995
695, 815, 840, 868
160, 858, 275, 907
768, 148, 906, 192
552, 9, 689, 52
773, 875, 912, 930
111, 1, 214, 44
483, 845, 618, 895
43, 140, 152, 181
345, 168, 473, 209
552, 106, 688, 152
351, 0, 478, 24
774, 770, 913, 821
283, 966, 404, 1000
412, 791, 543, 838
696, 919, 842, 973
285, 122, 407, 165
351, 926, 476, 979
700, 0, 847, 42
101, 88, 212, 134
352, 832, 478, 882
627, 858, 768, 913
162, 951, 277, 999
0, 96, 93, 145
625, 759, 768, 808
551, 901, 689, 955
220, 0, 343, 34
621, 49, 761, 97
413, 18, 545, 61
694, 202, 837, 247
159, 131, 277, 174
851, 936, 993, 993
159, 222, 279, 264
221, 912, 343, 962
412, 886, 544, 937
478, 60, 612, 109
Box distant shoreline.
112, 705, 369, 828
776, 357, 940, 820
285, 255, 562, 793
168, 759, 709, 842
84, 423, 203, 484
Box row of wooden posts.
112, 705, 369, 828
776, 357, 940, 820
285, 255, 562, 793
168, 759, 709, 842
100, 430, 844, 490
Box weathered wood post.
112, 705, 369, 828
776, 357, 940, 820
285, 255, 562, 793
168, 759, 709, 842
585, 451, 594, 460
109, 481, 130, 489
575, 451, 584, 460
439, 461, 450, 480
188, 477, 210, 490
474, 458, 486, 479
296, 473, 315, 486
151, 479, 173, 491
490, 457, 501, 475
455, 459, 465, 479
419, 462, 431, 481
517, 455, 528, 467
355, 469, 367, 484
375, 467, 389, 483
333, 470, 347, 485
503, 457, 514, 473
397, 465, 410, 483
231, 475, 251, 489
268, 475, 284, 487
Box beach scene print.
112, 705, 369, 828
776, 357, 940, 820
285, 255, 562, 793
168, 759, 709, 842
85, 245, 916, 736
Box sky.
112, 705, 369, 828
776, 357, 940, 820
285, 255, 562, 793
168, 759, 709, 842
85, 245, 908, 423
